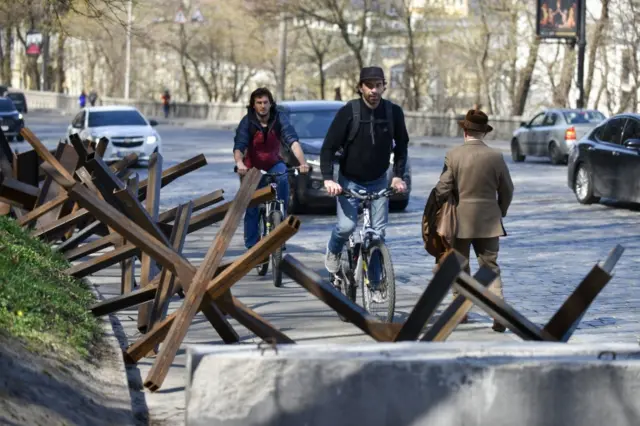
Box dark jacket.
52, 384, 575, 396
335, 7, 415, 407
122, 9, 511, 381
320, 98, 409, 183
233, 106, 299, 154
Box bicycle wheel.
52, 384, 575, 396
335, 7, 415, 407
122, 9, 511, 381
341, 247, 357, 303
358, 240, 396, 323
270, 210, 283, 288
255, 210, 269, 276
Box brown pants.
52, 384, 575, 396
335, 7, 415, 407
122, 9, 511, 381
450, 237, 503, 299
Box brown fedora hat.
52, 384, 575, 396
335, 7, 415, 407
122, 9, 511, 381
458, 109, 493, 133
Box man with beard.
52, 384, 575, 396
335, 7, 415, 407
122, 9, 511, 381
233, 87, 309, 250
320, 66, 409, 303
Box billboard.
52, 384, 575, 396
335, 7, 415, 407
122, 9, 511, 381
25, 30, 43, 57
536, 0, 579, 39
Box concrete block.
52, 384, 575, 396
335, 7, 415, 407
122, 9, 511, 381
185, 342, 640, 426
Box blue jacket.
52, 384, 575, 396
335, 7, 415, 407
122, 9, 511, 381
233, 106, 299, 153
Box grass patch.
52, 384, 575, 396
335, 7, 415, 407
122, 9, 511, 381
0, 216, 102, 358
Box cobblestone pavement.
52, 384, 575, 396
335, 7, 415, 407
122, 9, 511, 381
26, 113, 640, 424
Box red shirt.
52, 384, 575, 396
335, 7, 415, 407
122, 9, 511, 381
244, 127, 281, 171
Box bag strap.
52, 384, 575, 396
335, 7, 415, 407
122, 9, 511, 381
346, 99, 360, 143
384, 99, 394, 142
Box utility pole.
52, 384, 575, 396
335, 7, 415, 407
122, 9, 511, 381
576, 0, 587, 109
277, 12, 288, 101
124, 0, 133, 99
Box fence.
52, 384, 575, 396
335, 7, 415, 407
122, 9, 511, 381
20, 89, 523, 140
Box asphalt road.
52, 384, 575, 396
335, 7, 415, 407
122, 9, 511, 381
22, 111, 640, 425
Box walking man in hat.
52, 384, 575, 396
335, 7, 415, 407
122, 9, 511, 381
434, 109, 514, 332
320, 66, 409, 303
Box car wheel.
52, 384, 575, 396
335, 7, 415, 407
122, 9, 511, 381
573, 164, 600, 205
549, 141, 564, 165
390, 198, 409, 212
511, 139, 525, 162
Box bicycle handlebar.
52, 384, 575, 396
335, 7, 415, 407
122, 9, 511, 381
341, 187, 396, 200
233, 166, 300, 177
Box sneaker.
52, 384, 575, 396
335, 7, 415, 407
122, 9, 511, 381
371, 290, 386, 304
325, 245, 341, 274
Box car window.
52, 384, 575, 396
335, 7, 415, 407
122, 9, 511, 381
597, 118, 626, 144
72, 111, 85, 128
621, 119, 640, 144
0, 98, 16, 112
88, 110, 147, 127
542, 113, 557, 126
6, 93, 25, 104
287, 109, 339, 139
563, 110, 606, 124
529, 113, 545, 127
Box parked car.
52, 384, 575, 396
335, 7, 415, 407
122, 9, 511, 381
276, 100, 412, 213
0, 97, 25, 142
568, 113, 640, 205
67, 106, 161, 164
511, 108, 606, 165
5, 91, 27, 114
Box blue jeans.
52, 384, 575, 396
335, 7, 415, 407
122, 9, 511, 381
328, 172, 388, 286
244, 161, 289, 249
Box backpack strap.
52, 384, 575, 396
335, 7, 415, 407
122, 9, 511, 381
346, 99, 360, 143
384, 99, 395, 142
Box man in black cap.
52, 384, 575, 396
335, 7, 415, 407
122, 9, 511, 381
320, 66, 409, 303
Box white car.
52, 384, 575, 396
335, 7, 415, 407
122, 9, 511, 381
67, 105, 162, 164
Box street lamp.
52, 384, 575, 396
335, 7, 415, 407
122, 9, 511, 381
124, 0, 133, 99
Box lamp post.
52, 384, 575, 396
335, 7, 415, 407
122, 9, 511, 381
124, 0, 133, 99
576, 0, 587, 109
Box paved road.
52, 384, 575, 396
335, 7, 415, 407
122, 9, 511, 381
24, 112, 640, 424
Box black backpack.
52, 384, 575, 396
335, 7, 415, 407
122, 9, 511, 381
345, 98, 395, 145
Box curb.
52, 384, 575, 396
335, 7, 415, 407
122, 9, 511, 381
89, 281, 141, 425
409, 140, 511, 153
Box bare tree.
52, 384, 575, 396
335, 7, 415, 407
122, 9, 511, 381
585, 0, 610, 106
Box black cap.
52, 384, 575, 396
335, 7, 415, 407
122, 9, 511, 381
359, 66, 385, 83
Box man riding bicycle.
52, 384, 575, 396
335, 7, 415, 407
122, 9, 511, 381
233, 87, 309, 250
321, 66, 409, 303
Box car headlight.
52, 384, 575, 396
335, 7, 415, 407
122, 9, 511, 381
18, 113, 23, 120
146, 135, 158, 144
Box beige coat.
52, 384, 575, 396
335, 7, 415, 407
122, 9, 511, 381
434, 137, 514, 239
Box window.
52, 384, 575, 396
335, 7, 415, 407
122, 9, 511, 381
529, 113, 545, 126
563, 110, 606, 124
542, 113, 557, 126
597, 118, 625, 144
286, 109, 339, 139
88, 110, 147, 127
0, 99, 16, 112
72, 111, 85, 128
621, 119, 640, 144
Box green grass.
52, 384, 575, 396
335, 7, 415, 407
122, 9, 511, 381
0, 216, 102, 358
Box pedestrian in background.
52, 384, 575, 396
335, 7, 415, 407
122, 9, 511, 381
162, 89, 171, 118
88, 89, 98, 106
79, 90, 87, 108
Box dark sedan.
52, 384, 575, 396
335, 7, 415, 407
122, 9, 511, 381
568, 113, 640, 204
0, 97, 25, 142
277, 100, 412, 213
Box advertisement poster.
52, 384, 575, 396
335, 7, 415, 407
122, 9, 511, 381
536, 0, 579, 39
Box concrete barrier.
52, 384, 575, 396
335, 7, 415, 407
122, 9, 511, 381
185, 342, 640, 426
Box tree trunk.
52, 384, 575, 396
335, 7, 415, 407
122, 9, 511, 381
553, 44, 576, 107
585, 0, 609, 106
1, 26, 12, 84
55, 33, 65, 93
318, 57, 326, 99
512, 38, 540, 116
179, 25, 191, 102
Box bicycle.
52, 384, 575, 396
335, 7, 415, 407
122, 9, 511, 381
330, 187, 397, 323
234, 165, 299, 288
